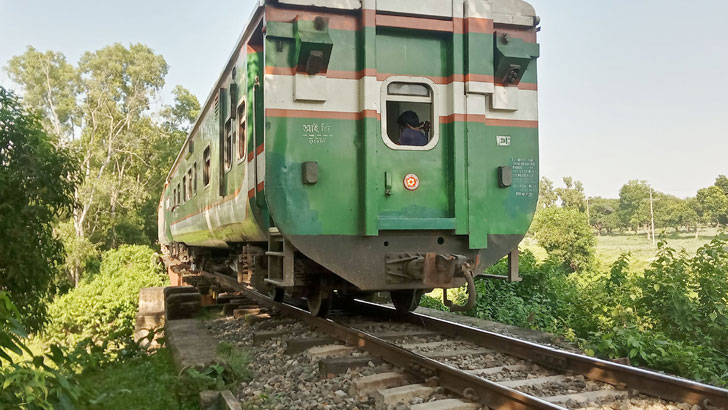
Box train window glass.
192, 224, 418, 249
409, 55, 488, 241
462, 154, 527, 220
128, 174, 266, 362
203, 147, 211, 186
224, 120, 233, 171
193, 162, 198, 194
237, 101, 246, 160
381, 79, 438, 151
189, 170, 193, 197
173, 188, 177, 206
182, 176, 187, 202
177, 183, 181, 205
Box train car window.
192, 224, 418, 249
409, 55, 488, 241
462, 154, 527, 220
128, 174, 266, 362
187, 168, 193, 198
173, 188, 177, 207
193, 162, 198, 194
176, 183, 181, 205
203, 147, 211, 186
381, 78, 438, 151
182, 176, 187, 202
237, 101, 246, 160
224, 120, 233, 171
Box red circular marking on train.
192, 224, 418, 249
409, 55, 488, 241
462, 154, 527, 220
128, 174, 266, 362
403, 173, 419, 191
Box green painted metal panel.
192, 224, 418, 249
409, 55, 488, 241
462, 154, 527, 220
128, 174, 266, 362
467, 122, 538, 249
377, 217, 456, 230
466, 32, 494, 77
265, 116, 362, 235
375, 29, 450, 78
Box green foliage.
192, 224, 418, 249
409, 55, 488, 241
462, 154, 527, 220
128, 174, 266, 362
55, 220, 100, 292
0, 292, 31, 363
537, 177, 557, 210
217, 342, 251, 382
419, 294, 447, 311
531, 207, 596, 271
696, 185, 728, 226
637, 237, 728, 354
6, 46, 80, 138
617, 180, 651, 231
1, 292, 84, 409
0, 86, 80, 331
468, 235, 728, 386
555, 176, 586, 211
77, 348, 198, 410
6, 44, 200, 284
44, 245, 168, 350
588, 197, 620, 234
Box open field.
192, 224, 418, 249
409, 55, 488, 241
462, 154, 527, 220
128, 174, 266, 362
521, 227, 721, 271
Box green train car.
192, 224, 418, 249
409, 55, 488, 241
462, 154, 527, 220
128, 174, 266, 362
159, 0, 540, 316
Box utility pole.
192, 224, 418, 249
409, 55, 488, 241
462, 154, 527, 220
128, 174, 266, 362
586, 197, 590, 223
649, 187, 656, 246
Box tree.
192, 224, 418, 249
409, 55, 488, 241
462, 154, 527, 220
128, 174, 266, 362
617, 180, 651, 231
654, 196, 696, 233
5, 46, 79, 140
555, 176, 586, 211
531, 207, 596, 272
538, 177, 558, 209
714, 175, 728, 196
0, 87, 80, 330
588, 197, 619, 234
6, 44, 199, 285
696, 185, 728, 226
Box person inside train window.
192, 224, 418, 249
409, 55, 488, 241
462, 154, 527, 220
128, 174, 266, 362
397, 110, 427, 146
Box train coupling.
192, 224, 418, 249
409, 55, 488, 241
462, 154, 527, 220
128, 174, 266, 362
422, 254, 477, 313
441, 263, 476, 312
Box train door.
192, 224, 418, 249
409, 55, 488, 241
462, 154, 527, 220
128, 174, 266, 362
375, 30, 455, 231
376, 80, 454, 230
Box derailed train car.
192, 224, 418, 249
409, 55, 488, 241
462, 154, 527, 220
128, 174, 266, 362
159, 0, 541, 316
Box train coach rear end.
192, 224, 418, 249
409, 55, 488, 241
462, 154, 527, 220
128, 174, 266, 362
159, 0, 541, 316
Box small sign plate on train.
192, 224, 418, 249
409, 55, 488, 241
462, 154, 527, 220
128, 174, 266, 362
496, 135, 511, 146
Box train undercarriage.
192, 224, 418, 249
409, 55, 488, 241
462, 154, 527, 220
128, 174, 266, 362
163, 229, 486, 318
164, 240, 430, 317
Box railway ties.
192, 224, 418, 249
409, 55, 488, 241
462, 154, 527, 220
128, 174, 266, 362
281, 323, 629, 409
199, 270, 728, 409
244, 314, 614, 408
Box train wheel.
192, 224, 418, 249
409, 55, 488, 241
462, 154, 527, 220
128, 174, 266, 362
390, 289, 423, 313
270, 286, 284, 302
307, 276, 333, 317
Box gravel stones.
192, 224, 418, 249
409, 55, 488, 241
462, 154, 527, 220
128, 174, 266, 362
206, 315, 381, 409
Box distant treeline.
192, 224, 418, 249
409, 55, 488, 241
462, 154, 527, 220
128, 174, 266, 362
538, 176, 728, 236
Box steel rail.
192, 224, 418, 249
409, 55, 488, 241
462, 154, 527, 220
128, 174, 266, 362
350, 300, 728, 408
200, 271, 563, 410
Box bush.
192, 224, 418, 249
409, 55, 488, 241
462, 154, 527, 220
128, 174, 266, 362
464, 236, 728, 386
531, 207, 596, 271
44, 245, 168, 349
1, 291, 83, 409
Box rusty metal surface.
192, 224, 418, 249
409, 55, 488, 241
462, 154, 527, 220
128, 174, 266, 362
351, 300, 728, 408
199, 270, 562, 410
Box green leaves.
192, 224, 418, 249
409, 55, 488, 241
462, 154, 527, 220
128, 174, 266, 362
468, 235, 728, 386
531, 207, 596, 272
0, 292, 85, 409
44, 245, 168, 350
0, 87, 80, 331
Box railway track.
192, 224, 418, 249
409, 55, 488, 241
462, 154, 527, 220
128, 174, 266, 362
198, 269, 727, 409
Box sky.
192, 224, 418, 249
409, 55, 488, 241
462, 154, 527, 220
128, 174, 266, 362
1, 0, 726, 198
